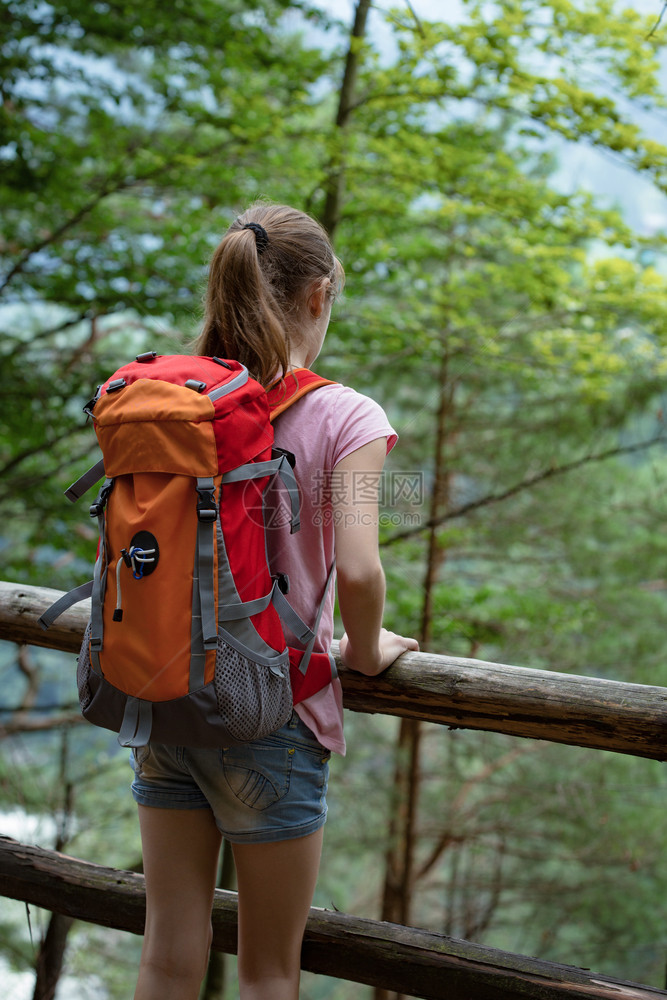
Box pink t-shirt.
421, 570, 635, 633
268, 382, 397, 755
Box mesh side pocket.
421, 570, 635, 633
77, 621, 93, 711
214, 640, 292, 742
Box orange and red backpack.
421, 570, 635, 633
40, 353, 337, 748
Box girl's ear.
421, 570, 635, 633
307, 277, 332, 318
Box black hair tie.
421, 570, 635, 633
241, 222, 269, 255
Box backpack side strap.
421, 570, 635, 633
39, 476, 114, 633
64, 456, 105, 502
38, 580, 94, 630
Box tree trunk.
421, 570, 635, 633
377, 346, 454, 1000
319, 0, 371, 238
32, 912, 75, 1000
32, 733, 76, 1000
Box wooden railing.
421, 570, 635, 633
1, 579, 666, 999
1, 581, 665, 759
2, 835, 666, 1000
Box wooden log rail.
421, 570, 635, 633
1, 580, 666, 759
1, 837, 665, 1000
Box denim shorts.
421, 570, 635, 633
130, 712, 330, 844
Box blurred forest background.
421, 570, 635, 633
1, 0, 667, 997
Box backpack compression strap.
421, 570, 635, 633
266, 368, 337, 421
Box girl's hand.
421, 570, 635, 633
340, 628, 419, 676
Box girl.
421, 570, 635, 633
131, 203, 418, 1000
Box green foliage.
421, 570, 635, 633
2, 0, 667, 995
0, 0, 335, 580
406, 728, 667, 980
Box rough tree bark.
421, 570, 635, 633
32, 913, 75, 1000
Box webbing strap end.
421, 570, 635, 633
117, 697, 153, 748
37, 580, 94, 630
64, 457, 106, 503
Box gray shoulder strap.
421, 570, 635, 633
298, 560, 336, 675
273, 560, 336, 676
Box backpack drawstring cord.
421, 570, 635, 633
113, 546, 157, 622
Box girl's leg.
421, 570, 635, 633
232, 827, 324, 1000
134, 805, 222, 1000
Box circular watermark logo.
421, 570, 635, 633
241, 477, 299, 531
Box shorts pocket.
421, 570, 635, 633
131, 745, 151, 775
221, 745, 293, 810
297, 741, 331, 764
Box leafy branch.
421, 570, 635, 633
647, 1, 667, 39
0, 177, 130, 296
383, 433, 667, 545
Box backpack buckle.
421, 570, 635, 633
196, 486, 218, 522
83, 385, 102, 418
273, 446, 296, 469
89, 479, 114, 517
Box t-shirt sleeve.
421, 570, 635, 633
328, 386, 398, 470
